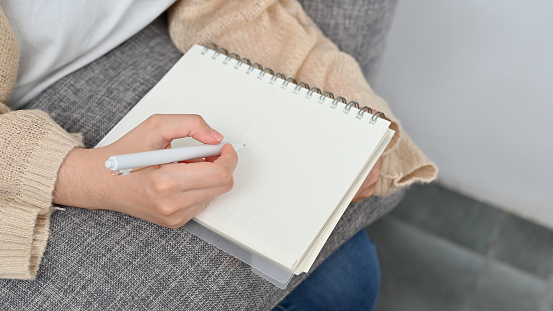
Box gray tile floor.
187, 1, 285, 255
366, 183, 553, 311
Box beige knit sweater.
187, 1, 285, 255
0, 0, 437, 280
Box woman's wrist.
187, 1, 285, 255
51, 114, 238, 228
53, 147, 114, 210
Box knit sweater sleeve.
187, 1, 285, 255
168, 0, 437, 196
0, 8, 83, 279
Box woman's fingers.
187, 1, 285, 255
351, 159, 381, 203
144, 201, 207, 229
142, 114, 224, 147
124, 143, 238, 228
146, 183, 234, 228
93, 115, 240, 228
146, 143, 238, 191
116, 114, 224, 152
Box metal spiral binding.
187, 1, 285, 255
281, 77, 297, 89
294, 82, 310, 94
234, 58, 251, 70
306, 87, 322, 99
269, 73, 285, 84
258, 68, 275, 80
212, 48, 229, 60
201, 43, 219, 55
343, 101, 359, 114
201, 43, 386, 123
318, 91, 334, 104
369, 111, 386, 124
356, 106, 372, 119
246, 63, 262, 75
330, 97, 346, 109
223, 53, 240, 65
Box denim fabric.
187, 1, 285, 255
1, 1, 401, 309
273, 230, 381, 311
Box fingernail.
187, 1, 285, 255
211, 129, 224, 141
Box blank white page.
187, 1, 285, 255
97, 45, 392, 270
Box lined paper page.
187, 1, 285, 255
97, 45, 391, 269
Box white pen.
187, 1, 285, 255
105, 142, 244, 176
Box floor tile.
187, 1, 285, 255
540, 281, 553, 311
366, 217, 484, 311
466, 260, 546, 311
391, 183, 501, 255
490, 214, 553, 279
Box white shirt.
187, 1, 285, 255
0, 0, 176, 108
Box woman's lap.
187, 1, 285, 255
273, 230, 380, 311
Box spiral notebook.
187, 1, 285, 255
96, 44, 394, 287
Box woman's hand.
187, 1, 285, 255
53, 114, 238, 228
351, 159, 381, 203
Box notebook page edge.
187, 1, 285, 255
295, 128, 395, 274
193, 213, 298, 270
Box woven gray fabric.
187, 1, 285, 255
300, 0, 398, 85
0, 1, 401, 309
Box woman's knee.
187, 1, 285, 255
275, 230, 381, 311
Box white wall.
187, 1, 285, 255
373, 0, 553, 228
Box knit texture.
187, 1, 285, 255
0, 8, 83, 279
0, 7, 18, 106
0, 111, 83, 279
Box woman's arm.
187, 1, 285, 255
0, 108, 83, 279
1, 108, 238, 280
168, 0, 437, 196
1, 8, 238, 279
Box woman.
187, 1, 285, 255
0, 0, 436, 309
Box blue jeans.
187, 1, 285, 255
273, 230, 381, 311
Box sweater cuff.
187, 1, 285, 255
19, 119, 84, 210
375, 132, 438, 197
0, 203, 52, 279
0, 111, 83, 279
